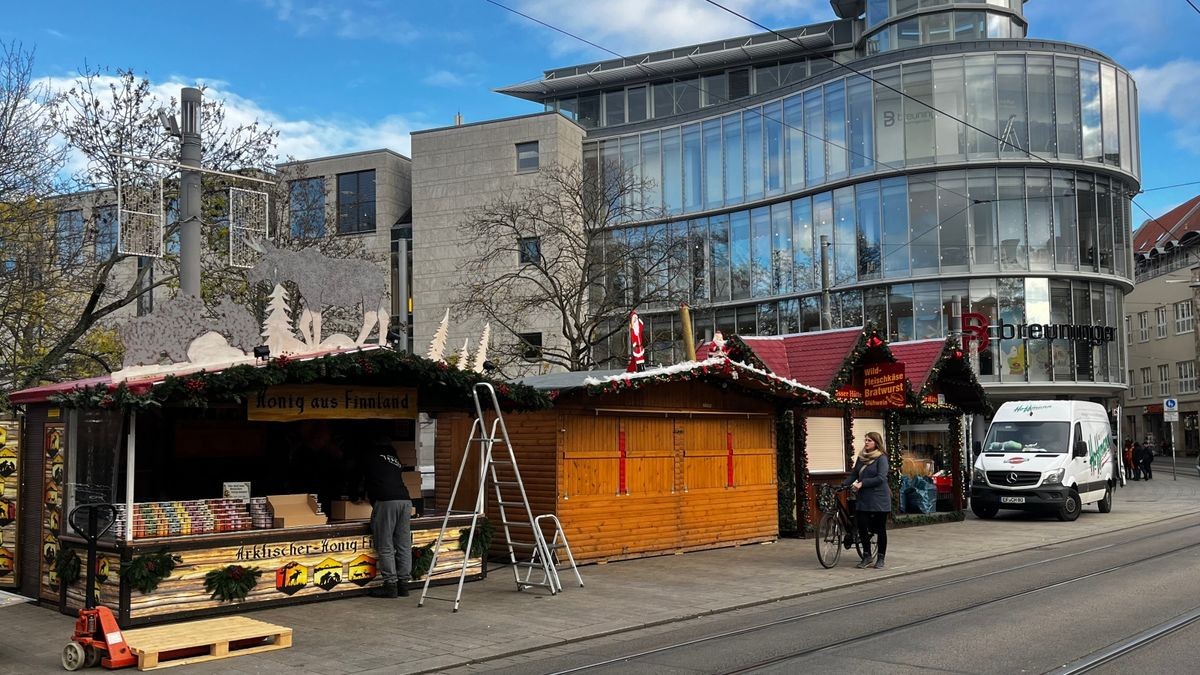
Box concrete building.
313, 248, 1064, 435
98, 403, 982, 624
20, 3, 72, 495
412, 0, 1140, 404
1124, 195, 1200, 453
277, 149, 413, 350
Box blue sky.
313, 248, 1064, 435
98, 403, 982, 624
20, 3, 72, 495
5, 0, 1199, 219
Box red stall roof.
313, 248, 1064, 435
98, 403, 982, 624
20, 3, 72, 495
697, 328, 865, 392
887, 339, 948, 396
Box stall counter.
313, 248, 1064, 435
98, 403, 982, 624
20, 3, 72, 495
56, 514, 482, 626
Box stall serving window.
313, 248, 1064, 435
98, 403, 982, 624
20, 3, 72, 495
897, 422, 955, 513
807, 416, 848, 473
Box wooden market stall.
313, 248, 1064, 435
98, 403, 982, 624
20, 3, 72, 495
433, 357, 827, 564
702, 329, 988, 534
6, 347, 549, 626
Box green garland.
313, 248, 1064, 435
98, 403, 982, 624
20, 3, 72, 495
893, 510, 965, 528
46, 349, 551, 413
410, 543, 435, 581
885, 411, 903, 515
775, 409, 797, 534
795, 413, 810, 537
203, 565, 261, 603
457, 520, 494, 558
54, 547, 81, 586
122, 549, 182, 594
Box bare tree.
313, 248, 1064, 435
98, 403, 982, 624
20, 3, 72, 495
453, 161, 686, 372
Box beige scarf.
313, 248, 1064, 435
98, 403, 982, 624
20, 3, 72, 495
858, 448, 883, 465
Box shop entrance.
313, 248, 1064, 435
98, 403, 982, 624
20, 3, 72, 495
898, 422, 955, 513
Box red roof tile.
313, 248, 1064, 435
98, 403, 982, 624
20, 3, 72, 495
1132, 195, 1200, 255
888, 339, 948, 395
731, 328, 864, 391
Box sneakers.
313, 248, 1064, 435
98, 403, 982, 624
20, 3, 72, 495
873, 556, 886, 569
854, 554, 875, 569
397, 584, 410, 597
368, 582, 398, 598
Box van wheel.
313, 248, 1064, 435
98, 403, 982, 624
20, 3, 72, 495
1097, 485, 1113, 513
1057, 489, 1081, 521
971, 501, 998, 519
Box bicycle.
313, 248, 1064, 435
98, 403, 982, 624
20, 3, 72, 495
815, 483, 867, 569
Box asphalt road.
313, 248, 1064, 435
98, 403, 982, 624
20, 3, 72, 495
455, 512, 1200, 675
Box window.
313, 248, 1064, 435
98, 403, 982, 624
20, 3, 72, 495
1137, 311, 1149, 342
1141, 367, 1152, 398
94, 205, 118, 259
1156, 306, 1168, 339
1159, 364, 1171, 396
336, 170, 376, 234
1179, 361, 1197, 395
807, 417, 848, 473
516, 141, 539, 171
1176, 301, 1194, 334
518, 236, 541, 265
728, 69, 750, 100
56, 210, 84, 265
1124, 315, 1131, 344
1127, 370, 1135, 398
517, 332, 543, 360
288, 178, 326, 239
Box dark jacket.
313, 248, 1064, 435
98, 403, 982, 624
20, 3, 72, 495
363, 447, 412, 503
841, 455, 892, 513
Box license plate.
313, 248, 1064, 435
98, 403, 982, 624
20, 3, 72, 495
1000, 496, 1025, 504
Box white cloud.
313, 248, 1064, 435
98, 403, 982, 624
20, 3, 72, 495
260, 0, 416, 43
38, 73, 422, 174
423, 70, 467, 88
508, 0, 828, 58
1132, 59, 1200, 154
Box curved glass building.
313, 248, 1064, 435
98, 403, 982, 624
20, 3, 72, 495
488, 0, 1138, 403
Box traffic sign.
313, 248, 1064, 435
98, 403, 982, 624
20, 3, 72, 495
1164, 398, 1178, 411
1165, 411, 1180, 422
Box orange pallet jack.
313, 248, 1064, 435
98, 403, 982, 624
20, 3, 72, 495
62, 504, 136, 671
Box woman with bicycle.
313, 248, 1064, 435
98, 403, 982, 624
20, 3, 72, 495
841, 431, 892, 569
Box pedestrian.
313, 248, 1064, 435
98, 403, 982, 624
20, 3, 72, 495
1136, 442, 1154, 480
1123, 440, 1135, 482
841, 431, 892, 570
362, 434, 414, 598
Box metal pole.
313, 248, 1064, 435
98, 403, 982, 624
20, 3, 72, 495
679, 303, 697, 361
125, 411, 136, 543
819, 235, 832, 330
179, 87, 203, 298
1171, 420, 1177, 480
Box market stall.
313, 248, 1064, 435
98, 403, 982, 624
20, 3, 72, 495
6, 347, 549, 625
704, 328, 988, 533
433, 357, 827, 563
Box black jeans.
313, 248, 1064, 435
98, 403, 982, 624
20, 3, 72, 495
857, 511, 889, 559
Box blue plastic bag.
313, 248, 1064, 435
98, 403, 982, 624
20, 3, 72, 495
905, 476, 937, 514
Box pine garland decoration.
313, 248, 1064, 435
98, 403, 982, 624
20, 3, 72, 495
203, 565, 261, 603
775, 409, 797, 534
457, 520, 494, 559
886, 411, 903, 514
410, 543, 435, 580
122, 549, 182, 594
795, 414, 811, 537
54, 547, 81, 586
46, 349, 551, 413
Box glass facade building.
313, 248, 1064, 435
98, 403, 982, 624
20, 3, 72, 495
499, 0, 1137, 401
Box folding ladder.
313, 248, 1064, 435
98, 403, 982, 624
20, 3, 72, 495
418, 382, 581, 611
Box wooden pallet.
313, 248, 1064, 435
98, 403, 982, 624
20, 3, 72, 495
121, 616, 292, 670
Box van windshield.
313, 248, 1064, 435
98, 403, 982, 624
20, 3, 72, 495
984, 421, 1070, 454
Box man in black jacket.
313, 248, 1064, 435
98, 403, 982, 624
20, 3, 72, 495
363, 436, 413, 598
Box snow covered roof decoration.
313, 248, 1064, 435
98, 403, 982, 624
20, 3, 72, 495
577, 356, 829, 401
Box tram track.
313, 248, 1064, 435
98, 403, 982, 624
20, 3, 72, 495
1047, 606, 1200, 675
544, 517, 1200, 675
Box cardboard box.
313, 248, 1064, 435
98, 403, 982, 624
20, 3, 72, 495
391, 440, 418, 466
402, 471, 423, 498
267, 494, 328, 528
331, 500, 373, 521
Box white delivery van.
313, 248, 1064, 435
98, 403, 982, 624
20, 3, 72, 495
970, 401, 1115, 521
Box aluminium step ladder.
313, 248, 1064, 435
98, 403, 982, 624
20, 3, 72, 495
526, 514, 584, 593
418, 382, 581, 611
